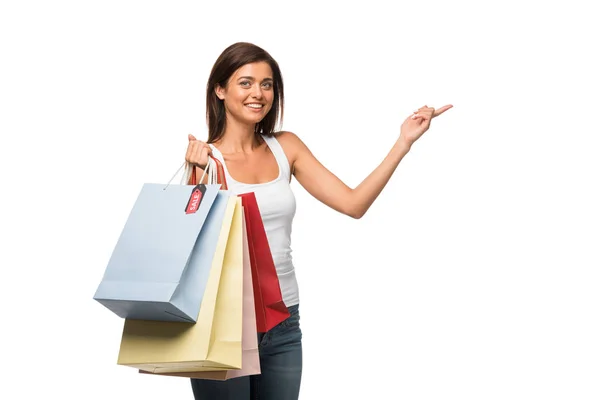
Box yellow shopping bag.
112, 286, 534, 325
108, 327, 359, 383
117, 195, 244, 371
139, 209, 260, 379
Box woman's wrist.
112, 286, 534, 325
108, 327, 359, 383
393, 137, 412, 156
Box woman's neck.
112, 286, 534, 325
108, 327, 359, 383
216, 119, 262, 154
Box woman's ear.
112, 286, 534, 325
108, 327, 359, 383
215, 84, 225, 100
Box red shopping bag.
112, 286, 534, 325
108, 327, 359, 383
239, 192, 290, 332
190, 155, 289, 332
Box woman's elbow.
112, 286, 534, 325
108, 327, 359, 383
347, 206, 365, 219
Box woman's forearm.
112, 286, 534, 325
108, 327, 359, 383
349, 139, 411, 218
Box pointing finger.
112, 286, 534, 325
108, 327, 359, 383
433, 104, 453, 117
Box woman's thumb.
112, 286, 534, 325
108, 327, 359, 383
188, 134, 197, 141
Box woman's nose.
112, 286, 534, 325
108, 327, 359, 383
251, 83, 263, 98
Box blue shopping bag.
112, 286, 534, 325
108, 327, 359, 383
94, 182, 232, 323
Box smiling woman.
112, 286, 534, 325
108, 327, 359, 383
204, 42, 285, 146
184, 42, 452, 400
216, 62, 275, 124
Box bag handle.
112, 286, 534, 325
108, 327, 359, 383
163, 155, 227, 190
188, 155, 228, 189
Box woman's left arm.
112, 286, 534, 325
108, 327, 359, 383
280, 104, 452, 219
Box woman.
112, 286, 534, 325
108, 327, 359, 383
185, 42, 452, 400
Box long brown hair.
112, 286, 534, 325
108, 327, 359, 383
206, 42, 284, 144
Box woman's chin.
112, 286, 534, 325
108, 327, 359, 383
245, 115, 265, 125
231, 110, 267, 126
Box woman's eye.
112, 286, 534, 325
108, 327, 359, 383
240, 81, 251, 87
262, 82, 273, 89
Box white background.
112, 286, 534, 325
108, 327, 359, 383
1, 1, 599, 399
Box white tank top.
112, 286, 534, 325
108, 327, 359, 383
209, 135, 299, 307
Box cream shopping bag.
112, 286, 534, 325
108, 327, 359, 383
139, 208, 260, 379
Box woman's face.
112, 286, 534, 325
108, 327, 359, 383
216, 61, 275, 127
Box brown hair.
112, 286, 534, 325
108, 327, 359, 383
205, 42, 284, 144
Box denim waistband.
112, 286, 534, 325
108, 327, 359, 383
287, 304, 299, 315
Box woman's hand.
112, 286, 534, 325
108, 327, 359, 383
185, 134, 212, 169
399, 104, 453, 148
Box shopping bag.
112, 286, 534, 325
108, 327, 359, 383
118, 195, 244, 371
93, 182, 223, 322
139, 209, 260, 379
239, 192, 290, 332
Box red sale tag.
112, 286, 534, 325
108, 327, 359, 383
185, 185, 206, 214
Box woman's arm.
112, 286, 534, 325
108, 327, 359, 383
280, 132, 410, 219
280, 104, 452, 219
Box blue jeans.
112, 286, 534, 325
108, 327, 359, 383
191, 304, 302, 400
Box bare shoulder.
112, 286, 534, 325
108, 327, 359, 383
274, 130, 301, 144
273, 131, 309, 156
